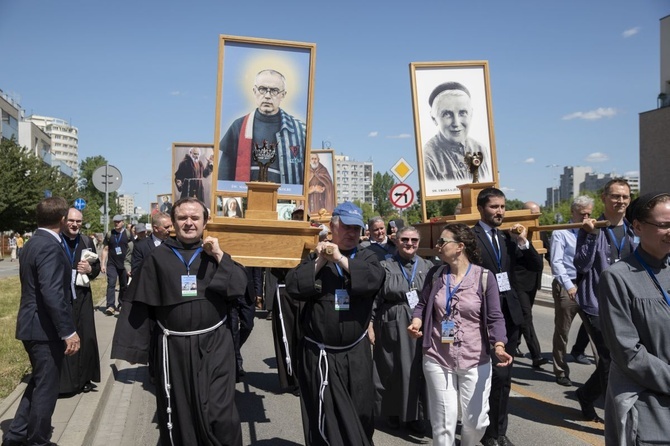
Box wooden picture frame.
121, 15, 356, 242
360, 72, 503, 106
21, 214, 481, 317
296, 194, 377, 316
156, 194, 173, 214
307, 149, 336, 216
214, 34, 316, 204
409, 61, 498, 206
216, 196, 244, 218
172, 142, 215, 210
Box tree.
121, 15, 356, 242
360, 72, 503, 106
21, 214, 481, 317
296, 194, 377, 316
0, 138, 77, 232
372, 172, 395, 217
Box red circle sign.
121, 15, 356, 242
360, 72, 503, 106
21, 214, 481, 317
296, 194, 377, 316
389, 183, 415, 209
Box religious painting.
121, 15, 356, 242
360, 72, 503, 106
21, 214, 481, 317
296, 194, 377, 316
216, 196, 244, 218
410, 61, 498, 202
172, 142, 215, 210
150, 202, 159, 216
214, 35, 316, 201
156, 194, 173, 214
307, 149, 336, 217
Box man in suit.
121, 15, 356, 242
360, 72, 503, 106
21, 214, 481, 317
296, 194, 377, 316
3, 197, 80, 446
473, 187, 543, 446
130, 212, 172, 277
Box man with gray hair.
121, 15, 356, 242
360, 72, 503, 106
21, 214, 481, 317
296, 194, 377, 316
218, 69, 306, 186
550, 195, 594, 387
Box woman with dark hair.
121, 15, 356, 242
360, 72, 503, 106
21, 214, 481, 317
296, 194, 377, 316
599, 192, 670, 444
408, 223, 511, 446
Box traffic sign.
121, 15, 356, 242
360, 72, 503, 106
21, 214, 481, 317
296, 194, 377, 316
74, 198, 86, 210
92, 165, 123, 193
390, 158, 414, 182
389, 183, 415, 209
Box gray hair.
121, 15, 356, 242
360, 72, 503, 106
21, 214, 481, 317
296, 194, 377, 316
571, 195, 594, 212
368, 216, 385, 228
256, 69, 287, 90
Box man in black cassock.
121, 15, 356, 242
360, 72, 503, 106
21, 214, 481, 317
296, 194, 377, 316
286, 202, 385, 446
59, 208, 101, 395
112, 198, 247, 446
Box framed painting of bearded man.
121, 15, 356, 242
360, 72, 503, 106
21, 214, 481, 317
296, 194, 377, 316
307, 149, 336, 216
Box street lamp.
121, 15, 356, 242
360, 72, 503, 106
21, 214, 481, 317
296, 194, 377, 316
545, 164, 560, 213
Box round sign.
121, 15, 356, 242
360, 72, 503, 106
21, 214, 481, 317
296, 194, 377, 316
73, 198, 86, 210
389, 183, 415, 209
92, 165, 123, 193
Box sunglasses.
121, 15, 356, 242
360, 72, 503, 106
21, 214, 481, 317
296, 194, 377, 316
436, 238, 457, 247
400, 237, 419, 244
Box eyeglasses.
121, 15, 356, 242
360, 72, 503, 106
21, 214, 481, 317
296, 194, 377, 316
400, 237, 419, 244
255, 86, 284, 97
642, 220, 670, 230
436, 238, 457, 247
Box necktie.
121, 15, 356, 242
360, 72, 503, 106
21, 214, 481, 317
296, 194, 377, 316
491, 229, 500, 256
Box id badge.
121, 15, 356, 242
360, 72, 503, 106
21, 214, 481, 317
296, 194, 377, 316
495, 272, 511, 292
115, 246, 122, 256
441, 320, 456, 344
181, 275, 197, 297
335, 289, 350, 311
406, 290, 419, 309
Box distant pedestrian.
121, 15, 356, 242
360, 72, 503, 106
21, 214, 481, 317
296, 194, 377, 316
9, 233, 17, 261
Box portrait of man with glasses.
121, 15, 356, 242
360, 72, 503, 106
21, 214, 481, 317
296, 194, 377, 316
218, 68, 306, 187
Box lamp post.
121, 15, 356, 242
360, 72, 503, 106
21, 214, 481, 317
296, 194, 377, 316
545, 164, 560, 213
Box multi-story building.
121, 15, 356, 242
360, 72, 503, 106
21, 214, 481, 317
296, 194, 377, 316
118, 194, 135, 216
334, 154, 374, 205
640, 14, 670, 194
0, 90, 21, 142
26, 114, 79, 174
546, 166, 640, 207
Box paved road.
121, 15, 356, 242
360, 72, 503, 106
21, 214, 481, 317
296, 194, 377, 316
0, 259, 19, 279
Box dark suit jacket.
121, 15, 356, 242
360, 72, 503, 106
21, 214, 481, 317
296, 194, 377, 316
131, 237, 159, 276
16, 229, 75, 341
473, 222, 543, 326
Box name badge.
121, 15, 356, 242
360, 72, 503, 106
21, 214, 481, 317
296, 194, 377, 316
441, 320, 456, 344
495, 272, 511, 292
115, 246, 122, 256
181, 275, 197, 297
406, 290, 419, 309
335, 289, 350, 311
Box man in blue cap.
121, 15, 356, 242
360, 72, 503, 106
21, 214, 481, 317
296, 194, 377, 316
286, 202, 385, 446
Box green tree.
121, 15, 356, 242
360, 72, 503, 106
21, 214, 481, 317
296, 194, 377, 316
78, 156, 120, 233
372, 172, 395, 217
0, 138, 77, 232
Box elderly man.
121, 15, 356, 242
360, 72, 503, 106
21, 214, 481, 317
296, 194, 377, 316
130, 212, 173, 277
100, 214, 133, 315
112, 198, 247, 446
218, 69, 306, 186
59, 208, 102, 395
286, 202, 385, 446
423, 81, 491, 184
3, 197, 80, 446
307, 153, 335, 214
360, 216, 397, 262
174, 147, 213, 202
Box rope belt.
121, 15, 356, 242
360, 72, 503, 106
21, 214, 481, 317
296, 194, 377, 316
275, 284, 293, 377
304, 330, 368, 445
157, 317, 227, 446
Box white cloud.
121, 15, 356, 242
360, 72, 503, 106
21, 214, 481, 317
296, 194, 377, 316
562, 107, 617, 120
368, 131, 378, 137
624, 170, 639, 177
500, 186, 515, 193
386, 133, 411, 139
169, 91, 182, 96
585, 152, 609, 163
524, 157, 535, 164
622, 27, 640, 38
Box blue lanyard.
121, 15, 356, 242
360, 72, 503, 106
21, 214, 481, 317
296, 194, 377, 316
169, 246, 202, 275
61, 235, 79, 267
634, 249, 670, 306
396, 255, 418, 289
487, 230, 502, 270
606, 222, 628, 259
444, 263, 472, 316
335, 248, 357, 277
113, 230, 123, 247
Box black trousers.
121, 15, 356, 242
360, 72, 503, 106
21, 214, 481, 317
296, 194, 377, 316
229, 299, 255, 371
105, 265, 127, 309
517, 288, 542, 359
4, 341, 64, 445
579, 313, 610, 404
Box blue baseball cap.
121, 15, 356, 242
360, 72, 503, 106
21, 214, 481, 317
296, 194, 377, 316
332, 202, 365, 228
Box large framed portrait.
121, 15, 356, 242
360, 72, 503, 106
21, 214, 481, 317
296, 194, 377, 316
307, 149, 336, 216
156, 194, 173, 214
172, 142, 215, 209
410, 61, 498, 201
214, 35, 316, 202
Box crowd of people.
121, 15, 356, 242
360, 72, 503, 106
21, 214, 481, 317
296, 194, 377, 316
5, 177, 669, 446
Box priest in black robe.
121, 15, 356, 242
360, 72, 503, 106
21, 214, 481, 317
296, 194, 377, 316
286, 202, 385, 446
59, 208, 101, 395
112, 198, 247, 446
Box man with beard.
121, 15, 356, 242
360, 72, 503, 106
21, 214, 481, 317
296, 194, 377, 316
473, 187, 543, 446
174, 147, 213, 202
112, 198, 247, 446
59, 208, 101, 395
286, 202, 385, 446
307, 153, 334, 215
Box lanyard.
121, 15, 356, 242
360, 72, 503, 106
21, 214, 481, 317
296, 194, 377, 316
634, 249, 670, 306
606, 222, 628, 259
113, 230, 123, 247
444, 263, 472, 317
396, 255, 418, 289
169, 246, 202, 275
61, 235, 79, 267
335, 248, 357, 277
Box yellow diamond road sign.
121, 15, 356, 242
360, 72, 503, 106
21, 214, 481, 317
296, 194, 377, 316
391, 158, 414, 182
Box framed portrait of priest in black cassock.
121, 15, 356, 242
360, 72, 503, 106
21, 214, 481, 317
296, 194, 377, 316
172, 142, 215, 208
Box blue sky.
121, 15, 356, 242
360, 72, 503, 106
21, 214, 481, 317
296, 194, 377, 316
1, 0, 668, 212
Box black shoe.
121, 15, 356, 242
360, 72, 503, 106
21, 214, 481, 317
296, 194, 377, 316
532, 357, 549, 368
514, 347, 524, 358
571, 353, 591, 365
576, 387, 603, 422
237, 367, 246, 377
481, 435, 499, 446
265, 311, 273, 321
82, 381, 97, 393
556, 376, 572, 387
386, 416, 400, 429
408, 420, 426, 435
498, 435, 515, 446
